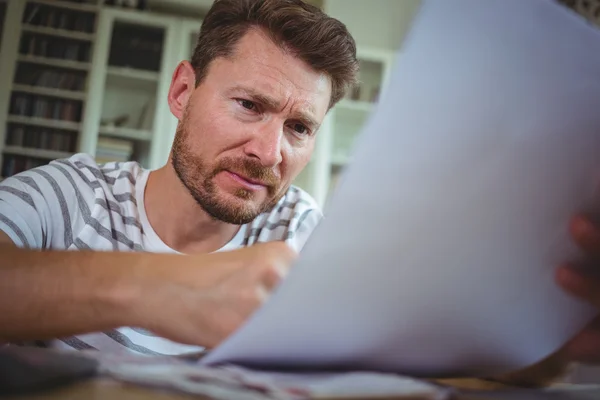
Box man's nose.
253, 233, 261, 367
243, 121, 284, 167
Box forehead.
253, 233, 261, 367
206, 28, 332, 117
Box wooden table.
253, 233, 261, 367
1, 378, 493, 400
0, 373, 530, 400
3, 346, 599, 400
9, 372, 600, 399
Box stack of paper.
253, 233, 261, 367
201, 0, 600, 378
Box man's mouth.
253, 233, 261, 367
225, 170, 269, 190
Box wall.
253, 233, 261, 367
145, 0, 422, 52
147, 0, 324, 17
324, 0, 422, 51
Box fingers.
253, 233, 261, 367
562, 317, 600, 363
556, 264, 600, 307
248, 241, 296, 289
260, 262, 288, 289
570, 215, 600, 258
558, 214, 600, 305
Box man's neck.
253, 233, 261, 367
143, 164, 241, 254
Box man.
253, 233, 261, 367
1, 0, 600, 384
0, 0, 358, 355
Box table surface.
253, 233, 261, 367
4, 345, 600, 400
14, 379, 600, 400
0, 375, 532, 400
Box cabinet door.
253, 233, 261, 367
81, 7, 178, 169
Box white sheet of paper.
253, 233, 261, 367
202, 0, 600, 376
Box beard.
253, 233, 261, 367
171, 112, 285, 225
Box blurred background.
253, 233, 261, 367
0, 0, 593, 208
0, 0, 421, 207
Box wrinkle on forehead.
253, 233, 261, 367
226, 27, 332, 116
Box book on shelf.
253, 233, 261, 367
24, 2, 97, 33
10, 93, 82, 122
95, 137, 134, 164
15, 67, 86, 92
1, 155, 47, 178
21, 34, 92, 62
6, 125, 75, 153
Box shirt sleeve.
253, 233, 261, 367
0, 154, 100, 250
0, 174, 48, 248
288, 207, 323, 252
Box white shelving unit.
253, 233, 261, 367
11, 84, 88, 101
3, 145, 74, 161
0, 0, 102, 178
293, 47, 395, 207
16, 54, 91, 71
32, 0, 101, 13
21, 23, 97, 42
7, 115, 82, 132
80, 7, 182, 168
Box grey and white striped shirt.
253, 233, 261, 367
0, 153, 322, 356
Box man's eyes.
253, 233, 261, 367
291, 123, 308, 135
235, 99, 312, 136
238, 99, 257, 111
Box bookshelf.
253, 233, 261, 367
80, 8, 181, 168
21, 23, 97, 42
0, 0, 102, 179
16, 54, 91, 71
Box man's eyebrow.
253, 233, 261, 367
292, 111, 319, 130
232, 86, 282, 110
231, 86, 320, 129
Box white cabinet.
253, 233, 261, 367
80, 7, 182, 170
0, 0, 102, 179
294, 47, 395, 207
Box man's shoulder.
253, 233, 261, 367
1, 152, 145, 206
270, 185, 322, 220
246, 185, 323, 251
50, 153, 145, 185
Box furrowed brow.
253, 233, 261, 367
235, 86, 282, 110
293, 112, 319, 130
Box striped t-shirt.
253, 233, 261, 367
0, 153, 322, 356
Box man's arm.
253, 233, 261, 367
0, 231, 295, 347
0, 230, 167, 342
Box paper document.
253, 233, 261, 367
103, 361, 447, 400
202, 0, 600, 376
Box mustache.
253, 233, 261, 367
213, 157, 280, 187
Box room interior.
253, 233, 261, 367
3, 0, 600, 390
0, 0, 421, 207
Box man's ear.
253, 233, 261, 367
168, 61, 196, 120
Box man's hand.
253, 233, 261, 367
484, 215, 600, 388
135, 241, 297, 348
0, 234, 295, 349
555, 215, 600, 363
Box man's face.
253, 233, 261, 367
171, 28, 331, 225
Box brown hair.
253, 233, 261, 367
191, 0, 359, 108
